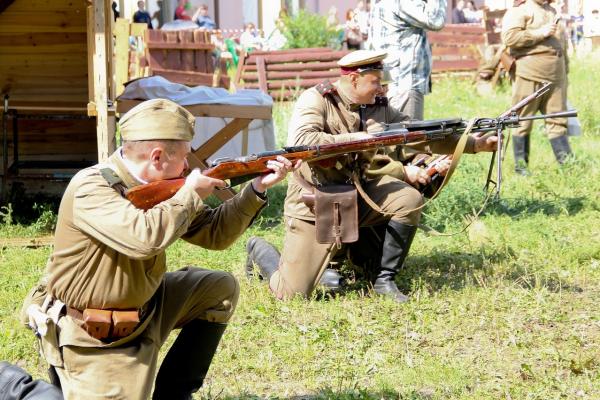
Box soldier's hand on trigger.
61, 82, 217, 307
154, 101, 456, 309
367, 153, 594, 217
434, 158, 452, 177
183, 168, 227, 199
404, 165, 431, 187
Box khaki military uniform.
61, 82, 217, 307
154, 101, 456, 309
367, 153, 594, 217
270, 81, 477, 299
25, 149, 267, 399
502, 0, 569, 139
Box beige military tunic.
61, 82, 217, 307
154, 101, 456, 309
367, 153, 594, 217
31, 149, 267, 399
270, 81, 476, 299
502, 0, 569, 139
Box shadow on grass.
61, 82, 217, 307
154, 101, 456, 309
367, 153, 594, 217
318, 245, 582, 299
484, 195, 587, 219
207, 387, 432, 399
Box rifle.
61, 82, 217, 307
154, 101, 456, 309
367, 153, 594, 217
407, 82, 559, 196
126, 126, 452, 210
126, 108, 577, 211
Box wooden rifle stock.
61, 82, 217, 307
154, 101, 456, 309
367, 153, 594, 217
126, 128, 449, 210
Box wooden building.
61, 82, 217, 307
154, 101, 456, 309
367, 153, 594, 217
0, 0, 115, 200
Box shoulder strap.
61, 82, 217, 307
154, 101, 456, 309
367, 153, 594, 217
100, 168, 123, 188
315, 80, 336, 96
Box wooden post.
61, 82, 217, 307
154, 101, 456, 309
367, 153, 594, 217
91, 0, 114, 162
113, 18, 130, 97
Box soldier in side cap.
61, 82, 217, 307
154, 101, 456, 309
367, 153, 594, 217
17, 99, 297, 399
502, 0, 573, 175
246, 50, 498, 302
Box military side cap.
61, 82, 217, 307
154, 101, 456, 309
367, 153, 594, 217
119, 98, 195, 142
338, 50, 387, 74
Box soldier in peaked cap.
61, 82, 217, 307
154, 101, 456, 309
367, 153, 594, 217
246, 50, 499, 303
19, 98, 296, 399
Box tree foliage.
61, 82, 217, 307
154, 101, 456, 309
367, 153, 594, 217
281, 9, 341, 49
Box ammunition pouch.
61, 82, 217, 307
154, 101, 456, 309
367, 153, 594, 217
67, 307, 140, 341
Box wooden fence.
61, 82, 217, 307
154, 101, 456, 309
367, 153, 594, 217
234, 48, 349, 101
144, 29, 229, 89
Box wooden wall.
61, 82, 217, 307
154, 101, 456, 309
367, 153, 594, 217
0, 0, 98, 193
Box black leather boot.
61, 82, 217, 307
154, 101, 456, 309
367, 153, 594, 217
318, 268, 344, 293
513, 135, 530, 176
0, 362, 63, 400
373, 221, 417, 303
245, 237, 280, 280
550, 136, 573, 164
153, 319, 227, 400
245, 237, 345, 292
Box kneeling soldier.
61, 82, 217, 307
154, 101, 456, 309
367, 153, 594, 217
19, 99, 295, 399
246, 50, 498, 302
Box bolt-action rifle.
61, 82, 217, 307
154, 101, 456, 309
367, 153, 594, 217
126, 105, 577, 211
126, 126, 451, 210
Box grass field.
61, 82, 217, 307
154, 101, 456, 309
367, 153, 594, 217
1, 54, 599, 399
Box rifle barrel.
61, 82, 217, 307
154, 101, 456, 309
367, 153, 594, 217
518, 110, 577, 122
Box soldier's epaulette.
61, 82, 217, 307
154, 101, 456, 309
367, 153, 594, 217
315, 80, 337, 96
100, 167, 123, 188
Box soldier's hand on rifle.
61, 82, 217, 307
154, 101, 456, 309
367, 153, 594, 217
474, 135, 500, 153
366, 119, 386, 134
434, 158, 452, 177
184, 168, 227, 199
251, 156, 301, 194
535, 23, 557, 38
404, 165, 431, 187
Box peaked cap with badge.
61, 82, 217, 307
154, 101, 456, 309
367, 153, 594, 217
337, 50, 388, 74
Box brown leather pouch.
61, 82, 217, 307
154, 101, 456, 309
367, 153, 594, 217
314, 185, 359, 248
112, 310, 140, 338
83, 309, 112, 340
500, 50, 516, 78
302, 193, 316, 212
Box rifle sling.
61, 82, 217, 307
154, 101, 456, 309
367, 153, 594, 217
352, 118, 476, 220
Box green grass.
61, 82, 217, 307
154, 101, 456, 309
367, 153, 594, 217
1, 54, 600, 399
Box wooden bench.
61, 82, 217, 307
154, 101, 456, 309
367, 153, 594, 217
234, 48, 350, 101
428, 23, 486, 75
145, 29, 230, 89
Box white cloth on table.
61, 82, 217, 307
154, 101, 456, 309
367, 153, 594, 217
118, 76, 276, 162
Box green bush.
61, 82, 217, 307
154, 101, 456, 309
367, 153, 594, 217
281, 9, 341, 49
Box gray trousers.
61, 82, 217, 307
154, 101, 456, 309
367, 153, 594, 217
389, 89, 425, 120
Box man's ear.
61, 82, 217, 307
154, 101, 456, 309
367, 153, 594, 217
149, 147, 164, 166
349, 72, 360, 87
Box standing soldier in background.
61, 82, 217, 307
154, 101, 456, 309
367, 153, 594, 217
368, 0, 447, 120
502, 0, 573, 175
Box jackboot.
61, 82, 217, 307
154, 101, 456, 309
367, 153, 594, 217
245, 237, 344, 292
318, 268, 344, 293
513, 135, 530, 176
153, 319, 227, 400
0, 362, 63, 400
245, 237, 280, 281
550, 136, 573, 164
372, 221, 417, 303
